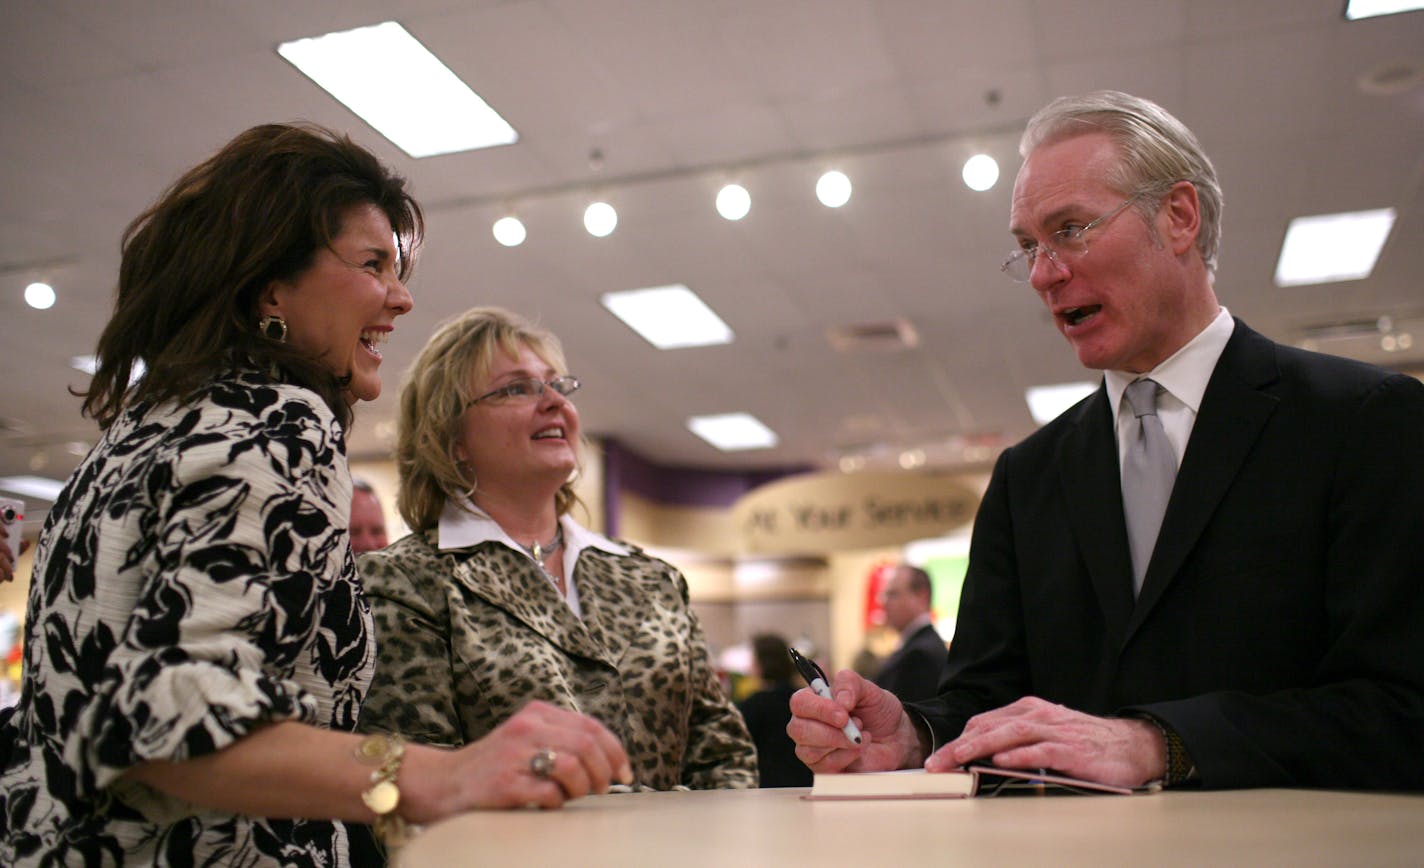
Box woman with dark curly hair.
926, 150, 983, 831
0, 124, 628, 867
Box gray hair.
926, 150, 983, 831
1020, 91, 1223, 277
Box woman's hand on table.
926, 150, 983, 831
402, 700, 634, 817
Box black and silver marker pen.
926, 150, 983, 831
788, 646, 862, 745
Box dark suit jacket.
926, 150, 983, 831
873, 622, 950, 703
908, 320, 1424, 789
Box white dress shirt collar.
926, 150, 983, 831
437, 496, 629, 556
437, 496, 630, 618
1103, 307, 1235, 471
898, 612, 935, 643
1105, 306, 1234, 419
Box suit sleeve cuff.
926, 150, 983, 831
1130, 712, 1199, 786
907, 707, 937, 765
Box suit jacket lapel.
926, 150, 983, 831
1126, 321, 1281, 639
448, 537, 615, 667
1057, 384, 1137, 642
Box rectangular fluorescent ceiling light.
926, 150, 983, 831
1345, 0, 1424, 19
0, 475, 67, 502
687, 413, 778, 451
601, 284, 734, 349
1273, 208, 1395, 287
1025, 381, 1098, 425
278, 21, 517, 158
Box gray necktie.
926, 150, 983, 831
1121, 379, 1176, 596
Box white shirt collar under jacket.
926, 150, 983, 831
1104, 306, 1235, 472
437, 497, 631, 618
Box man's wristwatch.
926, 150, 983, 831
1139, 715, 1197, 786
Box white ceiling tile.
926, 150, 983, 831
3, 0, 1423, 480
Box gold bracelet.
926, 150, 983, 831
355, 733, 418, 847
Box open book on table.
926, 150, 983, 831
805, 763, 1160, 800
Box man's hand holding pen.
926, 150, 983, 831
786, 668, 925, 774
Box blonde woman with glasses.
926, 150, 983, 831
357, 307, 757, 792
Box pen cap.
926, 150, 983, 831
787, 645, 824, 687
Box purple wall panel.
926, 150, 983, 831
601, 439, 810, 537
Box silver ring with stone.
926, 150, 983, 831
529, 748, 557, 779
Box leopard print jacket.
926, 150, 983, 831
356, 529, 757, 790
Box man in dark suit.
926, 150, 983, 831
787, 90, 1424, 790
872, 566, 948, 702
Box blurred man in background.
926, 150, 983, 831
872, 565, 948, 703
350, 477, 389, 554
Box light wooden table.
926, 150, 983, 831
395, 785, 1424, 867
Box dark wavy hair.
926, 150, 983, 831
79, 122, 424, 429
752, 634, 796, 684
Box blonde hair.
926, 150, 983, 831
396, 307, 580, 532
1020, 90, 1223, 277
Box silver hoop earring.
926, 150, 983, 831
259, 315, 288, 343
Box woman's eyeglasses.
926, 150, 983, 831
465, 375, 581, 409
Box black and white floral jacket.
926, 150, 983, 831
0, 368, 374, 866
